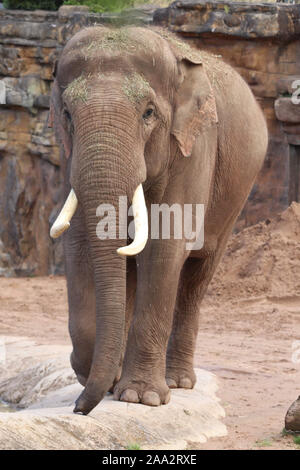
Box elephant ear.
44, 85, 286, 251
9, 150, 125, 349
48, 77, 72, 159
171, 56, 218, 157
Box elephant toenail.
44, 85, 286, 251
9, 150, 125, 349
141, 391, 160, 406
166, 378, 177, 388
120, 389, 139, 403
164, 389, 171, 404
179, 377, 193, 388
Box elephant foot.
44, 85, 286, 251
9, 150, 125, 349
113, 377, 171, 406
165, 366, 196, 389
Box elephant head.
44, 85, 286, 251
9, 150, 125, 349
49, 26, 218, 413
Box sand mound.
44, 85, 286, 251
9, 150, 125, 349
207, 202, 300, 300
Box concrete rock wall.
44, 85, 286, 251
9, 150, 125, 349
0, 2, 299, 275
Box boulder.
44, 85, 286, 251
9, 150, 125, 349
0, 336, 227, 450
0, 369, 226, 450
285, 396, 300, 433
275, 97, 300, 123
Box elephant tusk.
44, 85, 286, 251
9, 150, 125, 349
50, 189, 78, 239
117, 184, 148, 256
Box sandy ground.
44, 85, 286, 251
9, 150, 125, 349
0, 275, 299, 450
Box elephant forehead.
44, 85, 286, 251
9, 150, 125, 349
64, 26, 171, 56
58, 26, 176, 90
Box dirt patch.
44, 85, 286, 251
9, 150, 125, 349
64, 75, 88, 105
0, 203, 300, 449
196, 202, 300, 449
85, 29, 136, 54
123, 72, 150, 104
0, 276, 68, 344
207, 202, 300, 300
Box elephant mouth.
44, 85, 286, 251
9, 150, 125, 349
50, 184, 148, 257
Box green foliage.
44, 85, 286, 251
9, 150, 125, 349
125, 442, 141, 450
3, 0, 63, 9
3, 0, 172, 13
255, 438, 272, 448
62, 0, 136, 13
293, 435, 300, 446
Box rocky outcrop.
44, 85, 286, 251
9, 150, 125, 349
154, 1, 300, 39
275, 77, 300, 146
0, 5, 158, 276
0, 336, 226, 450
0, 3, 299, 274
0, 10, 62, 275
155, 1, 300, 231
275, 98, 300, 123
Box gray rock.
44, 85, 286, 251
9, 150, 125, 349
0, 358, 76, 407
285, 396, 300, 432
0, 238, 14, 277
277, 76, 300, 96
0, 336, 227, 450
286, 135, 300, 146
0, 369, 227, 450
0, 76, 49, 110
153, 1, 300, 40
0, 80, 5, 104
275, 97, 300, 123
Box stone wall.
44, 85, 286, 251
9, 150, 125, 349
0, 5, 157, 276
0, 2, 299, 275
154, 1, 300, 229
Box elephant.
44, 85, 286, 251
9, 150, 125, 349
48, 25, 268, 415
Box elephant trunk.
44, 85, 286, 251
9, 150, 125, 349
52, 103, 146, 414
74, 197, 126, 414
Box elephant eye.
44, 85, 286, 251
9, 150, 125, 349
143, 107, 154, 120
64, 109, 71, 121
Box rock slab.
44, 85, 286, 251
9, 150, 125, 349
0, 336, 226, 450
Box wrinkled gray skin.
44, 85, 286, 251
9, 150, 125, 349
49, 26, 268, 414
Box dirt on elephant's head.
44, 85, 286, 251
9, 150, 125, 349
207, 202, 300, 300
63, 75, 88, 104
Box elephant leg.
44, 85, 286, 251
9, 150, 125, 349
123, 258, 137, 362
114, 242, 186, 406
166, 257, 211, 389
166, 228, 234, 389
64, 211, 96, 387
110, 258, 137, 391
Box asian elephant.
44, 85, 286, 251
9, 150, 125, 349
48, 26, 268, 415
